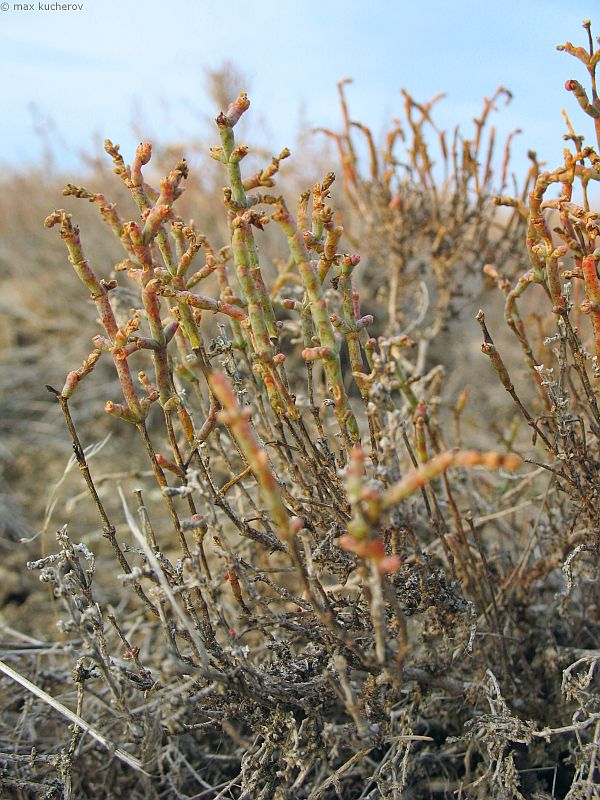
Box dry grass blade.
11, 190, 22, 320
0, 658, 149, 775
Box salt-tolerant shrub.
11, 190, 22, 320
1, 20, 599, 800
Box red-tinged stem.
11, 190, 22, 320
564, 79, 600, 150
45, 211, 144, 419
581, 254, 600, 359
230, 221, 296, 418
61, 350, 102, 398
272, 201, 360, 445
477, 310, 552, 448
545, 245, 568, 313
382, 450, 521, 510
209, 373, 292, 542
169, 288, 248, 355
216, 102, 279, 341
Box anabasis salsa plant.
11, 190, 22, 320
1, 19, 599, 800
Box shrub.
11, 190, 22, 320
1, 20, 599, 800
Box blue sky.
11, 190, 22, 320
0, 0, 596, 179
